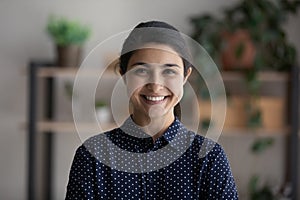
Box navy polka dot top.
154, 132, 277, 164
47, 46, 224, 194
66, 117, 238, 199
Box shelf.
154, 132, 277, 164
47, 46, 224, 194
22, 121, 117, 133
221, 127, 289, 137
36, 121, 117, 133
221, 71, 289, 82
36, 67, 119, 78
37, 67, 78, 77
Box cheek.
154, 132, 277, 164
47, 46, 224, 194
165, 77, 184, 99
125, 75, 146, 98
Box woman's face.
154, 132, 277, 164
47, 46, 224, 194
124, 43, 191, 122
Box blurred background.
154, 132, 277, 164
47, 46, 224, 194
1, 0, 300, 199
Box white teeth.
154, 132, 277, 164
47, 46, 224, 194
145, 96, 165, 101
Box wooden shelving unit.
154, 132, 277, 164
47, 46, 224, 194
26, 62, 299, 200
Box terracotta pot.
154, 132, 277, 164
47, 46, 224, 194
221, 29, 256, 70
56, 45, 82, 67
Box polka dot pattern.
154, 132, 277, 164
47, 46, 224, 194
66, 117, 238, 199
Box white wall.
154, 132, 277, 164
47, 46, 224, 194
0, 0, 299, 199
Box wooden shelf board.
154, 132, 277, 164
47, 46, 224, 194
37, 67, 78, 77
36, 121, 117, 133
221, 127, 289, 137
221, 71, 289, 82
37, 67, 119, 78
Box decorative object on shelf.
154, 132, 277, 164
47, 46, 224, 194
190, 0, 300, 129
95, 100, 111, 123
46, 15, 91, 67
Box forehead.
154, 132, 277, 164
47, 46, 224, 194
128, 44, 184, 67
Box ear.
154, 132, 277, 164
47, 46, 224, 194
183, 67, 192, 85
122, 74, 127, 84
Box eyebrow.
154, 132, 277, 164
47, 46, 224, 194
130, 62, 181, 68
130, 62, 150, 67
163, 63, 181, 68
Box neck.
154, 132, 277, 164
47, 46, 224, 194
131, 112, 175, 142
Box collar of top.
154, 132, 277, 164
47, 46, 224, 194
120, 116, 189, 149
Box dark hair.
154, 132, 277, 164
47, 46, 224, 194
120, 21, 192, 75
119, 21, 192, 119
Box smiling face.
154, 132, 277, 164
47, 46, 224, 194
124, 44, 191, 125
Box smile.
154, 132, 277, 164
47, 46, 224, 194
141, 95, 167, 103
145, 96, 165, 101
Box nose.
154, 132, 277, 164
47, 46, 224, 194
148, 70, 163, 84
146, 83, 164, 92
146, 71, 164, 92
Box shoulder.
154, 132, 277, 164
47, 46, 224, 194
76, 127, 125, 160
187, 131, 226, 159
83, 128, 119, 148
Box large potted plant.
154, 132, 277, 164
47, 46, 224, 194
47, 15, 91, 67
190, 0, 300, 129
190, 0, 299, 71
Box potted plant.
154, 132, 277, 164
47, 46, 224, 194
46, 15, 91, 67
190, 0, 299, 71
190, 0, 300, 129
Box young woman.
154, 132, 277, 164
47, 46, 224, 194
66, 21, 238, 199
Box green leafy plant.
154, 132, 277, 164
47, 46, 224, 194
95, 100, 107, 108
200, 118, 212, 131
248, 137, 276, 199
190, 0, 300, 129
64, 81, 74, 100
190, 0, 299, 71
251, 137, 274, 154
47, 15, 91, 46
249, 175, 274, 200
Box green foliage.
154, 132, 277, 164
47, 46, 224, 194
95, 101, 107, 108
190, 0, 300, 71
249, 175, 275, 200
64, 81, 74, 100
47, 15, 91, 46
190, 15, 222, 59
251, 137, 274, 154
246, 106, 262, 129
249, 139, 275, 199
200, 118, 211, 131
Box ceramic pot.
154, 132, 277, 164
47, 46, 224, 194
221, 29, 256, 70
56, 45, 82, 67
